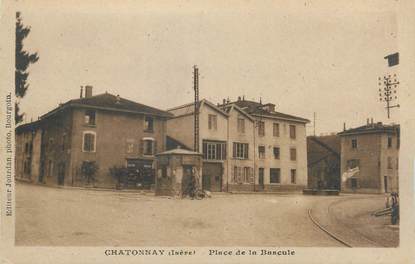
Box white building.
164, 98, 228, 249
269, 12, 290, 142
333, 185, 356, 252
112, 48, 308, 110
166, 97, 309, 192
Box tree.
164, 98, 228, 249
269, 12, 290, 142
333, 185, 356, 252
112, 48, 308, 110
81, 161, 98, 185
15, 12, 39, 124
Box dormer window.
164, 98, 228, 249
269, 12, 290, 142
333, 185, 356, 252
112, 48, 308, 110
144, 116, 154, 132
84, 110, 96, 126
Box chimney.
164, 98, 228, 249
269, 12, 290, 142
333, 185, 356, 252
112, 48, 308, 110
242, 95, 245, 101
85, 85, 93, 98
80, 86, 83, 98
367, 118, 369, 125
343, 122, 346, 131
238, 96, 241, 101
223, 99, 226, 105
371, 118, 374, 125
115, 94, 121, 104
263, 103, 275, 112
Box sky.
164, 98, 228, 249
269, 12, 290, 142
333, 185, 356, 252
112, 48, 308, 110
13, 1, 400, 135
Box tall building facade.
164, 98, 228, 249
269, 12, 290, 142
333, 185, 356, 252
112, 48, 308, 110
166, 97, 309, 192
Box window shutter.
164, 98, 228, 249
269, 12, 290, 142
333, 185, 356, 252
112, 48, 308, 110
245, 144, 249, 159
202, 142, 207, 159
222, 143, 226, 160
153, 140, 157, 155
233, 143, 236, 158
231, 166, 235, 183
140, 139, 144, 155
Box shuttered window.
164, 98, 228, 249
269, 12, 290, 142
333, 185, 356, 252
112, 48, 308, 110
82, 132, 96, 152
233, 142, 249, 159
270, 168, 281, 183
202, 140, 226, 160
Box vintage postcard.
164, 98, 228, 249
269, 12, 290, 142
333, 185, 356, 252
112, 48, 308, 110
0, 0, 414, 263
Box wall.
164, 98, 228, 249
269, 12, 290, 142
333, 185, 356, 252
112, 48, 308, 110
226, 108, 255, 192
155, 154, 203, 197
198, 103, 229, 191
379, 133, 399, 193
166, 114, 194, 149
40, 108, 74, 186
69, 108, 167, 188
253, 118, 308, 191
340, 133, 382, 193
15, 127, 42, 182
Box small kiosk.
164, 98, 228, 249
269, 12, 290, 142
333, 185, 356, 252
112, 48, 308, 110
155, 148, 203, 197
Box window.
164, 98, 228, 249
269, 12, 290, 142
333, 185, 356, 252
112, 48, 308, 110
82, 132, 96, 152
237, 118, 245, 133
84, 110, 96, 126
387, 136, 392, 148
208, 114, 217, 130
270, 168, 281, 184
291, 169, 296, 184
290, 148, 297, 161
273, 147, 280, 159
25, 143, 29, 154
258, 121, 265, 136
126, 143, 134, 154
387, 156, 393, 169
289, 125, 296, 139
273, 123, 280, 137
203, 141, 226, 160
143, 139, 155, 155
233, 166, 253, 183
144, 116, 154, 132
258, 146, 266, 159
233, 142, 248, 159
351, 139, 357, 149
347, 159, 360, 169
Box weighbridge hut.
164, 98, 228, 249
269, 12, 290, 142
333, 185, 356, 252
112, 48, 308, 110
155, 148, 203, 197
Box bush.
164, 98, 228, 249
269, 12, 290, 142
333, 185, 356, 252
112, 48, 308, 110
81, 161, 98, 184
109, 166, 128, 189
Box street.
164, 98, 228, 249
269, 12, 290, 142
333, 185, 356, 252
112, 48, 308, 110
15, 182, 398, 247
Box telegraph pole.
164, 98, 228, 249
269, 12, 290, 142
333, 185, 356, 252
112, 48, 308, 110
378, 74, 399, 119
193, 65, 200, 152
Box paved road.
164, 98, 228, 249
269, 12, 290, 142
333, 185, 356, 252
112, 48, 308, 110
15, 182, 397, 247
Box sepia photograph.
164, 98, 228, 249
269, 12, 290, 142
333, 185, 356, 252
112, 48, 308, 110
1, 1, 414, 263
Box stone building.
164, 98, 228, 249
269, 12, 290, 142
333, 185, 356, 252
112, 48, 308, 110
166, 97, 309, 192
15, 120, 42, 182
338, 120, 400, 193
307, 134, 340, 190
15, 86, 172, 188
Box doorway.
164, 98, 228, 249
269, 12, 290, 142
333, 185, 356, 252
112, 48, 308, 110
57, 163, 65, 185
258, 167, 264, 191
202, 162, 222, 192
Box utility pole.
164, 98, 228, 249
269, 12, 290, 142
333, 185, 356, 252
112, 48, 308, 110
193, 65, 200, 152
378, 74, 400, 119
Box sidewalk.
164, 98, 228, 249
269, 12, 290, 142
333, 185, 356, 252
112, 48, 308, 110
15, 179, 154, 194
